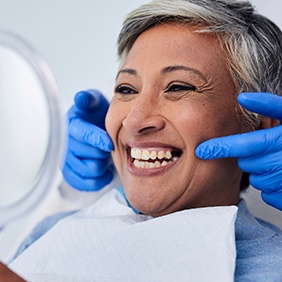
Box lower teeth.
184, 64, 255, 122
133, 157, 178, 169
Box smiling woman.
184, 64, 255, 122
8, 0, 282, 281
107, 23, 243, 216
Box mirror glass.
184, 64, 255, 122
0, 32, 64, 229
0, 46, 49, 207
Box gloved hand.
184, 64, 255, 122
62, 89, 114, 191
196, 92, 282, 210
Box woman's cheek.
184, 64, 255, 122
105, 100, 126, 145
105, 105, 117, 144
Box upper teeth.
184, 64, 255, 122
131, 148, 172, 161
130, 148, 179, 169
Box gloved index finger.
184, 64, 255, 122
69, 118, 114, 152
68, 89, 110, 129
238, 92, 282, 122
74, 90, 100, 111
196, 126, 282, 160
74, 89, 110, 112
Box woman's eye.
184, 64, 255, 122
165, 84, 196, 92
115, 85, 138, 95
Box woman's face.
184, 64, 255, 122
106, 23, 244, 217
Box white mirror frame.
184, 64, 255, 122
0, 31, 64, 229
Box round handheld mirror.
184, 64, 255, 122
0, 32, 64, 230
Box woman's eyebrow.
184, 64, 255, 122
162, 65, 208, 82
116, 65, 207, 82
116, 68, 137, 80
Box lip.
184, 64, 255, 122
126, 141, 182, 176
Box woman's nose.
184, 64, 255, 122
122, 96, 165, 136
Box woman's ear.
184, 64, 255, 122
259, 115, 280, 129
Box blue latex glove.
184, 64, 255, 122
196, 92, 282, 210
62, 89, 114, 191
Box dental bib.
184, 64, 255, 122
10, 188, 237, 282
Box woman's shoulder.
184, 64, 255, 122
235, 199, 282, 242
235, 199, 282, 281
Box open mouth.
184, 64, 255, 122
129, 147, 182, 169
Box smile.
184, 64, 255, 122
130, 148, 181, 169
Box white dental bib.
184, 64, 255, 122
10, 188, 237, 282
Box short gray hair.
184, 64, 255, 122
117, 0, 282, 130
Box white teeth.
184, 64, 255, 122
131, 148, 179, 169
135, 149, 142, 159
150, 151, 157, 160
141, 150, 150, 160
133, 159, 172, 169
131, 148, 173, 161
165, 151, 172, 159
155, 161, 161, 168
157, 151, 165, 159
133, 160, 139, 168
149, 162, 155, 168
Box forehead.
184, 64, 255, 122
121, 23, 229, 77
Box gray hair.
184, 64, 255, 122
117, 0, 282, 130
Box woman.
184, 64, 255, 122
10, 0, 282, 280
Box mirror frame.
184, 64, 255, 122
0, 31, 64, 229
